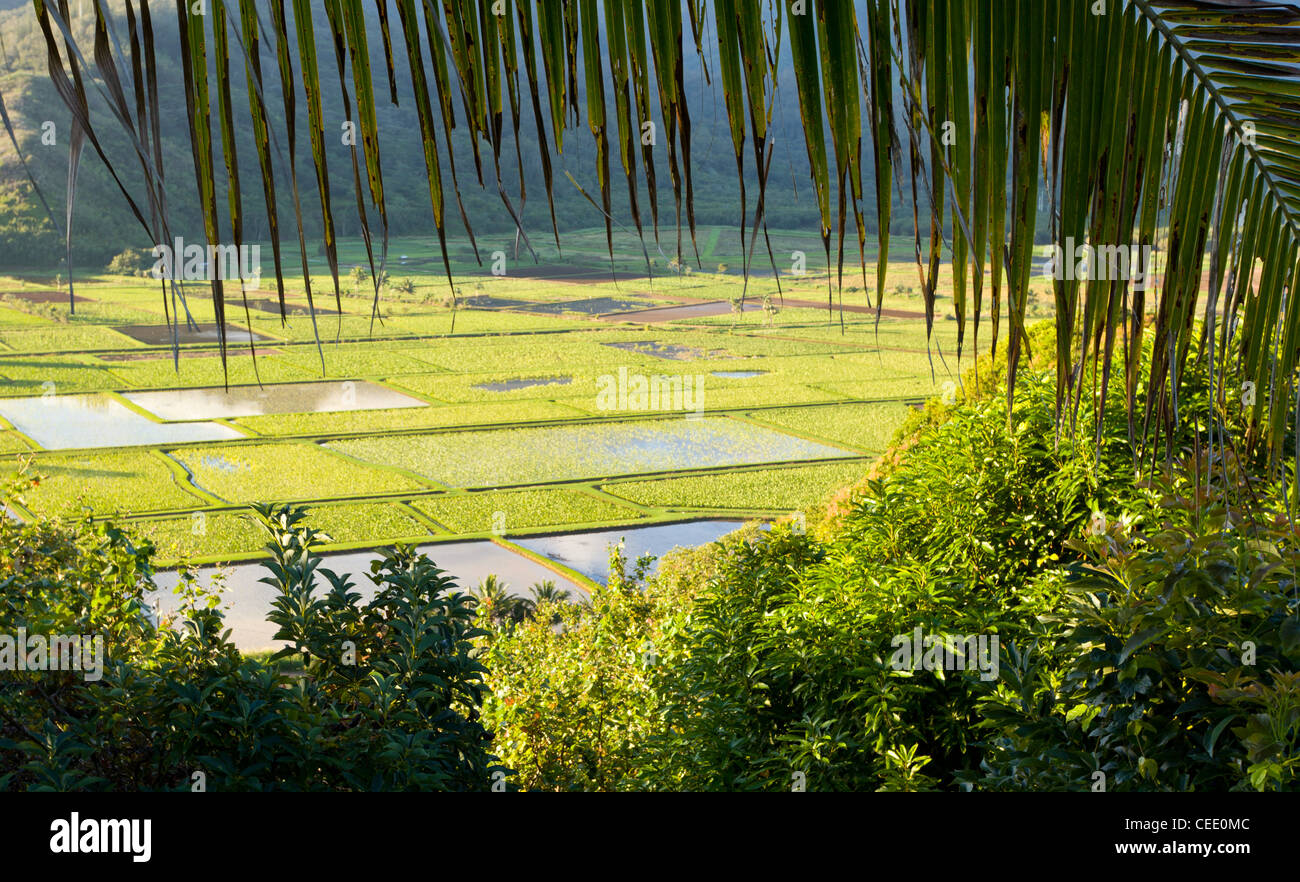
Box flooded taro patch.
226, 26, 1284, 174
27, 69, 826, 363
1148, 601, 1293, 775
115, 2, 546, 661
142, 518, 752, 648
126, 501, 433, 565
602, 460, 871, 511
747, 401, 913, 451
471, 376, 573, 392
243, 297, 340, 316
234, 399, 585, 436
603, 300, 762, 322
327, 417, 857, 488
459, 295, 537, 309
0, 393, 244, 449
413, 487, 641, 533
523, 297, 652, 315
115, 323, 273, 346
8, 449, 205, 516
169, 442, 428, 503
516, 519, 759, 584
603, 340, 733, 360
147, 540, 585, 651
123, 380, 427, 420
197, 453, 246, 473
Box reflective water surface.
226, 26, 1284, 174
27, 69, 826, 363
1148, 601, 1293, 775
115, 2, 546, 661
0, 393, 243, 449
123, 380, 426, 420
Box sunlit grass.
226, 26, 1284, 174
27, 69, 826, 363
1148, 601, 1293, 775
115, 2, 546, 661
602, 461, 871, 511
170, 442, 430, 504
6, 449, 203, 517
413, 488, 642, 533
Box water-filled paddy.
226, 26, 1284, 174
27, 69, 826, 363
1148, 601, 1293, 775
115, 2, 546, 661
115, 323, 272, 345
328, 417, 856, 487
523, 297, 648, 315
0, 393, 244, 449
472, 376, 573, 392
145, 519, 756, 649
516, 519, 754, 584
460, 295, 535, 309
243, 297, 339, 316
170, 442, 427, 503
148, 540, 586, 651
601, 300, 761, 322
124, 380, 427, 420
604, 340, 730, 360
10, 448, 205, 515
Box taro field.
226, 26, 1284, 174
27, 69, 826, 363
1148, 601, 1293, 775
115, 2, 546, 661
0, 229, 973, 588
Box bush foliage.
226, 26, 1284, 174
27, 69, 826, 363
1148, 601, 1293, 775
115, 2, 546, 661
0, 495, 504, 791
475, 326, 1300, 791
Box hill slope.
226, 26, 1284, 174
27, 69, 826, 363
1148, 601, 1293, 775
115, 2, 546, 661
0, 0, 853, 271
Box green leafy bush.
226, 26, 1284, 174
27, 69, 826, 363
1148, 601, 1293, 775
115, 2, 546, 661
644, 372, 1123, 790
477, 544, 664, 791
972, 469, 1300, 792
104, 246, 156, 277
0, 492, 504, 791
476, 320, 1299, 791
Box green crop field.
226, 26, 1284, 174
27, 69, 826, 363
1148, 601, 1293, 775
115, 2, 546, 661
413, 488, 643, 534
0, 234, 958, 565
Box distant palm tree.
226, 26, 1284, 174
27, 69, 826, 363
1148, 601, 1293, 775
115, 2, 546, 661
474, 574, 508, 602
473, 575, 533, 628
529, 580, 571, 605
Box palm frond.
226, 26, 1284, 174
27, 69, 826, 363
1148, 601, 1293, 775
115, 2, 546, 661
27, 0, 1300, 489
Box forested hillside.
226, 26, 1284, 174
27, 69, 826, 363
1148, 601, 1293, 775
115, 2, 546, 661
0, 0, 874, 269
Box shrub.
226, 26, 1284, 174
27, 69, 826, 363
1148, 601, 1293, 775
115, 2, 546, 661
476, 543, 663, 791
644, 373, 1120, 790
104, 246, 156, 277
638, 325, 1298, 791
475, 532, 752, 791
473, 318, 1300, 792
972, 467, 1300, 791
0, 494, 505, 791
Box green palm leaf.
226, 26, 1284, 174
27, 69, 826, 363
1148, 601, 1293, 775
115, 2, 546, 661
24, 0, 1300, 493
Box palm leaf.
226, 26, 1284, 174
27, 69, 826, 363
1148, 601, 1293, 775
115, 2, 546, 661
24, 0, 1300, 497
236, 0, 287, 321
290, 0, 342, 312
